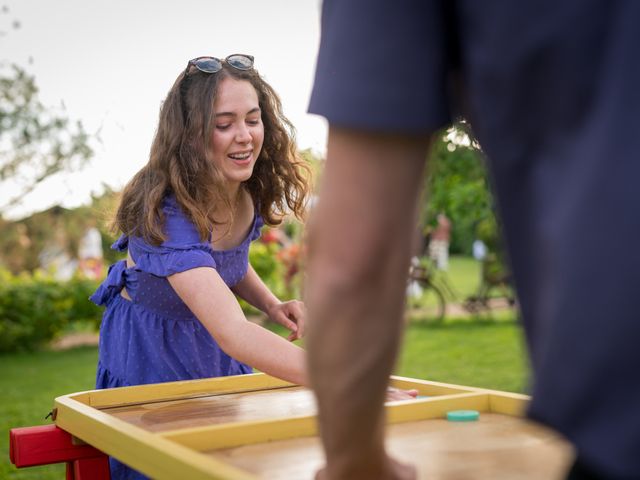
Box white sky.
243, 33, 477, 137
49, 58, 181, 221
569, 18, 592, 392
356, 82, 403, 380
1, 0, 327, 219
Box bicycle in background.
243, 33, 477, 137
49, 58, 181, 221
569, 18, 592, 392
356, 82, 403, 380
407, 255, 517, 323
463, 252, 517, 314
407, 257, 457, 323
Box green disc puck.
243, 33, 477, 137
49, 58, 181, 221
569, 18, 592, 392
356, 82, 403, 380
416, 395, 429, 399
446, 410, 480, 422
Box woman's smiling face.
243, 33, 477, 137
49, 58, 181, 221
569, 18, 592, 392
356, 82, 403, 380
210, 76, 264, 190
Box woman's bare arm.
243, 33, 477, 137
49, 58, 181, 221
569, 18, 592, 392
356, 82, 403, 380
168, 267, 308, 385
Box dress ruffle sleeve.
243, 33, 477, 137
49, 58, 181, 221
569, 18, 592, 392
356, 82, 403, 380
125, 195, 217, 278
129, 242, 216, 277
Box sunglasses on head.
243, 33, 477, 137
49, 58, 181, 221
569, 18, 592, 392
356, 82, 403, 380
185, 54, 254, 76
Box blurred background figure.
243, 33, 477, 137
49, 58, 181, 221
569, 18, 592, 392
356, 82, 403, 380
428, 212, 451, 270
38, 234, 76, 280
472, 237, 487, 262
78, 219, 104, 279
38, 206, 77, 280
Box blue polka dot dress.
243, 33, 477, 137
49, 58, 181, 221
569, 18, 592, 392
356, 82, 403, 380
90, 195, 263, 479
91, 194, 264, 388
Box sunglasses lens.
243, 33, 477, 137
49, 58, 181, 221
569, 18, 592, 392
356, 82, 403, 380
226, 54, 253, 70
194, 58, 222, 73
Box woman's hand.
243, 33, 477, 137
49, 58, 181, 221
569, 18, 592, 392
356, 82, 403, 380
385, 386, 419, 402
267, 300, 307, 341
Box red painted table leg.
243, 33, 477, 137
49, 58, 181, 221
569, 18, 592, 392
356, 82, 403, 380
73, 455, 111, 480
9, 424, 109, 479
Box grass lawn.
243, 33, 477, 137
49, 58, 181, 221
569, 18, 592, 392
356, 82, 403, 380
1, 256, 528, 479
397, 316, 529, 393
1, 346, 98, 479
400, 257, 528, 391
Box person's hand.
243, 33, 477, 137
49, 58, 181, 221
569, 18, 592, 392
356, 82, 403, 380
386, 386, 419, 402
315, 454, 417, 480
266, 300, 306, 341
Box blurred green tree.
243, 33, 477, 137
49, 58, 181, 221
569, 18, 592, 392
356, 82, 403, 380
423, 121, 499, 255
0, 65, 93, 213
0, 6, 93, 215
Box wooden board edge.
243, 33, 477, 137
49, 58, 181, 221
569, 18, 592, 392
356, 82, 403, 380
386, 392, 490, 424
59, 373, 295, 409
389, 375, 480, 395
487, 391, 530, 416
54, 395, 257, 480
162, 414, 318, 451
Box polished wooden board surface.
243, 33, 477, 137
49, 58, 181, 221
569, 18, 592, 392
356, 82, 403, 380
55, 375, 553, 480
101, 386, 317, 433
207, 413, 574, 480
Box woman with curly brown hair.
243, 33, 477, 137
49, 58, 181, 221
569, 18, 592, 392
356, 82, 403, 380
90, 54, 312, 479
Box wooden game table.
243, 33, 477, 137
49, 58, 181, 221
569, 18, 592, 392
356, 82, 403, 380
12, 373, 574, 479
